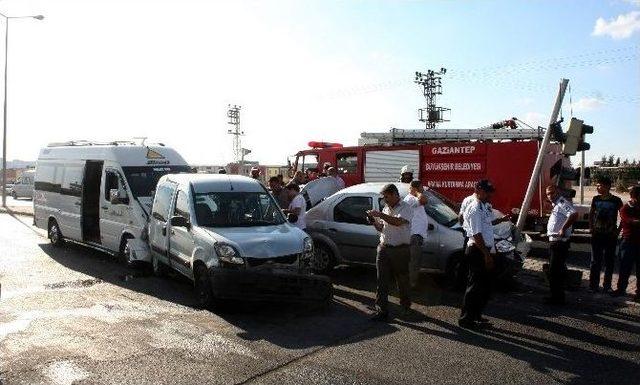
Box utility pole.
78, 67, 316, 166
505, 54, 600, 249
227, 104, 243, 163
414, 68, 450, 129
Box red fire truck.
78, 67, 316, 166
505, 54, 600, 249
291, 123, 566, 224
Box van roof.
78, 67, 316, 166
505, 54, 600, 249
37, 144, 188, 167
163, 174, 267, 194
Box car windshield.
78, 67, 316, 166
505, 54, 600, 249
123, 166, 192, 197
194, 192, 286, 227
379, 190, 459, 227
423, 190, 459, 227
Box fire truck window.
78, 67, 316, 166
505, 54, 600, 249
337, 154, 357, 175
302, 154, 318, 172
334, 196, 372, 225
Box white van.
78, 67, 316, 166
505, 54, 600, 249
11, 169, 35, 199
145, 173, 331, 307
34, 141, 190, 256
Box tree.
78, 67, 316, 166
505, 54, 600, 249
608, 155, 615, 166
615, 157, 621, 167
600, 155, 607, 165
623, 158, 629, 166
633, 159, 638, 167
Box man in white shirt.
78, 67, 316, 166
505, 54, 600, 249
327, 167, 346, 190
282, 183, 307, 230
545, 184, 578, 305
459, 179, 497, 329
366, 183, 413, 321
403, 180, 429, 288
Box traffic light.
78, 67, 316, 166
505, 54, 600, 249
562, 117, 593, 156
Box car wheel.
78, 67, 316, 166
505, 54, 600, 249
152, 253, 168, 277
193, 264, 215, 309
312, 242, 336, 275
11, 191, 17, 200
445, 252, 467, 291
48, 219, 64, 247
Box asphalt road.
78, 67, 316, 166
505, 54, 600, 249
1, 212, 639, 385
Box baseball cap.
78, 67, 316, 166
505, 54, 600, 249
475, 179, 495, 192
400, 165, 414, 174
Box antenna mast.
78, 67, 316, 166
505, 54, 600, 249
227, 104, 243, 163
415, 68, 450, 129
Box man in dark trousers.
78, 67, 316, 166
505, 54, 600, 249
459, 179, 496, 329
545, 185, 578, 305
366, 183, 413, 321
589, 176, 623, 293
612, 185, 640, 301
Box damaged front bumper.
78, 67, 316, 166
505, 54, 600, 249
209, 265, 332, 303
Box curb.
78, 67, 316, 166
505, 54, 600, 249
0, 207, 34, 217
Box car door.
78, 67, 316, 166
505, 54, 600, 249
168, 189, 195, 277
330, 194, 380, 264
99, 168, 131, 251
149, 181, 177, 266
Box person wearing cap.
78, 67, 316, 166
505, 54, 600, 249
399, 165, 414, 183
458, 179, 497, 329
282, 183, 306, 230
250, 167, 261, 180
366, 183, 413, 321
545, 184, 578, 305
327, 166, 346, 190
403, 180, 429, 288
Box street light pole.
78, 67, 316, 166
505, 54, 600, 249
0, 13, 43, 207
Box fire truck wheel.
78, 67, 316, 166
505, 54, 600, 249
312, 242, 336, 275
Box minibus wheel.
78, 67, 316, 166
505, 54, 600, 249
194, 264, 215, 309
48, 219, 64, 247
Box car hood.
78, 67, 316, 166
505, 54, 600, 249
202, 224, 306, 259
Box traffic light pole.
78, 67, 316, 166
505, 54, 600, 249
516, 78, 569, 231
580, 149, 585, 204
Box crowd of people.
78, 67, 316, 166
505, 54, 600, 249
257, 163, 640, 328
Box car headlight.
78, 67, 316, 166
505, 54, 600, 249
303, 237, 313, 253
214, 243, 244, 265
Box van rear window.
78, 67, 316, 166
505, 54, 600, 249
123, 166, 191, 197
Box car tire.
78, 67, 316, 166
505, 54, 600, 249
312, 242, 336, 275
152, 253, 168, 277
445, 252, 468, 291
48, 219, 65, 247
11, 191, 17, 200
193, 264, 216, 309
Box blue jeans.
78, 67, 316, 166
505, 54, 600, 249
616, 239, 640, 295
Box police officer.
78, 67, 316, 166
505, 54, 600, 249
459, 179, 496, 329
545, 184, 578, 305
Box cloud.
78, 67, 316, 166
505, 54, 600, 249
523, 112, 547, 128
592, 11, 640, 39
571, 97, 606, 112
624, 0, 640, 6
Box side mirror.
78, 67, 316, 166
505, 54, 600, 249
428, 223, 435, 231
287, 213, 299, 223
170, 215, 190, 229
110, 188, 129, 205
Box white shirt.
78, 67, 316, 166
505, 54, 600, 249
403, 194, 429, 238
459, 194, 475, 218
288, 194, 307, 230
463, 198, 495, 248
379, 200, 413, 246
547, 196, 576, 241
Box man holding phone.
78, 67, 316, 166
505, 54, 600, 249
366, 183, 413, 321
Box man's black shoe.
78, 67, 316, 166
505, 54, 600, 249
370, 311, 389, 322
476, 316, 491, 325
458, 319, 477, 330
544, 297, 565, 305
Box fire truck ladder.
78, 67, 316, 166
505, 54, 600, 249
360, 120, 544, 145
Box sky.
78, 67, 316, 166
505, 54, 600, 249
0, 0, 638, 166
